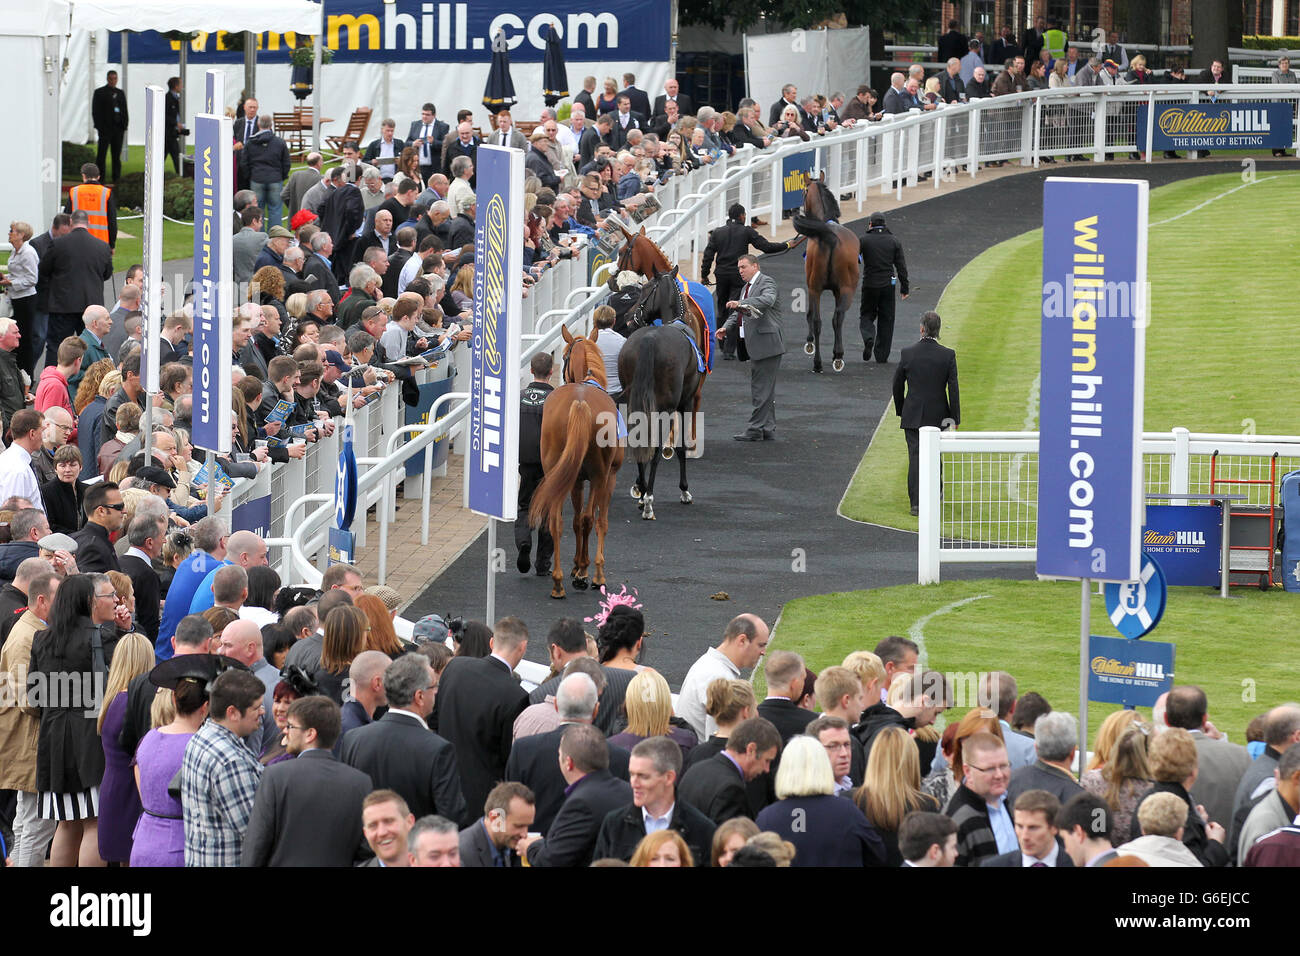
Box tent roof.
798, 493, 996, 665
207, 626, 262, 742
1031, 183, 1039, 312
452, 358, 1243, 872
70, 0, 322, 35
9, 2, 73, 37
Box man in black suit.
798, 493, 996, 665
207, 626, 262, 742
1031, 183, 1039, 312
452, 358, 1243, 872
1058, 792, 1119, 867
458, 781, 536, 867
1023, 16, 1047, 66
318, 179, 366, 285
677, 717, 780, 824
605, 94, 646, 152
233, 97, 261, 191
434, 616, 530, 824
407, 103, 449, 184
164, 76, 185, 174
618, 73, 652, 120
573, 75, 598, 117
756, 651, 817, 743
242, 697, 373, 866
1006, 710, 1085, 806
936, 20, 969, 64
92, 71, 128, 182
441, 122, 480, 188
979, 790, 1074, 867
652, 78, 693, 119
507, 669, 631, 834
71, 481, 123, 573
339, 653, 467, 824
859, 211, 909, 364
768, 83, 805, 126
527, 725, 632, 867
36, 212, 113, 367
991, 25, 1022, 66
893, 311, 959, 516
593, 736, 716, 865
119, 512, 165, 645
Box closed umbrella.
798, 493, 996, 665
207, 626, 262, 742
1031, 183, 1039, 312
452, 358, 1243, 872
483, 31, 518, 113
542, 24, 569, 107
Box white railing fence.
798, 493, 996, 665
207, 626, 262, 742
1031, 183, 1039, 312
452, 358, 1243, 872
917, 426, 1300, 583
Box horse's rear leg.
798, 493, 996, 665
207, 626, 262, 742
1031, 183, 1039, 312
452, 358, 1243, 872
548, 506, 566, 599
809, 294, 824, 373
592, 463, 615, 588
631, 459, 646, 506
642, 452, 660, 520
677, 416, 692, 503
831, 289, 848, 373
571, 483, 591, 589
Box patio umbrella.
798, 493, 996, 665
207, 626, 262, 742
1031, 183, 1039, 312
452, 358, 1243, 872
483, 31, 518, 113
542, 23, 569, 107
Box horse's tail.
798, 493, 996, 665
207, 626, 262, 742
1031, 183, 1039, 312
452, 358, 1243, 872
625, 333, 659, 464
793, 214, 839, 251
530, 399, 592, 531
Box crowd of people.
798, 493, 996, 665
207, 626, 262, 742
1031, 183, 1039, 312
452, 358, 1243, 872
3, 570, 1298, 868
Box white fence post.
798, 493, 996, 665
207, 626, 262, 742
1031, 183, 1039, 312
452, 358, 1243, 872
967, 104, 981, 176
1171, 427, 1191, 499
1093, 96, 1107, 161
918, 425, 942, 584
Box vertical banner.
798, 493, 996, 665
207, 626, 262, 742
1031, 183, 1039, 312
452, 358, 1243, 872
205, 69, 224, 117
1036, 178, 1147, 582
467, 144, 523, 519
141, 87, 165, 393
191, 114, 234, 455
781, 152, 815, 210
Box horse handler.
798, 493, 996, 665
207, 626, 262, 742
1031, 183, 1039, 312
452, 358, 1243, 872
701, 203, 794, 360
516, 352, 556, 575
858, 211, 909, 364
716, 255, 783, 442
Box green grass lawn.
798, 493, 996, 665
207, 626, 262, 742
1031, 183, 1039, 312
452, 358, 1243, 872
842, 171, 1300, 531
771, 578, 1300, 745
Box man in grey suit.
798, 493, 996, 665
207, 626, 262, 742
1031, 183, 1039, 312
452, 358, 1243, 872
718, 255, 783, 441
232, 206, 268, 286
1163, 685, 1250, 831
458, 781, 537, 867
241, 696, 374, 866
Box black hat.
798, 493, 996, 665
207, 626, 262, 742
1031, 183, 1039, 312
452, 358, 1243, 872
869, 211, 886, 225
148, 653, 249, 691
137, 465, 177, 489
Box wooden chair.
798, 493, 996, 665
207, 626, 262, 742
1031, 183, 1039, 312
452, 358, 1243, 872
324, 107, 373, 154
274, 108, 313, 159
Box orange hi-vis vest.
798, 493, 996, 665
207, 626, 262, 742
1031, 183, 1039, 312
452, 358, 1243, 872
69, 183, 112, 244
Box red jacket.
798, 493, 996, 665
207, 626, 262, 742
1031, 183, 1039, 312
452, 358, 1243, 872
34, 366, 76, 442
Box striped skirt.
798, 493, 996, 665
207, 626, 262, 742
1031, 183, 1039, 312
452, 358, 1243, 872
40, 786, 100, 822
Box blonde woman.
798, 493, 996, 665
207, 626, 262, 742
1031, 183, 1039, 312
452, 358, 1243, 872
746, 830, 797, 866
853, 725, 939, 865
755, 736, 885, 866
1082, 722, 1154, 846
608, 669, 697, 757
685, 678, 756, 764
96, 631, 153, 865
711, 816, 760, 866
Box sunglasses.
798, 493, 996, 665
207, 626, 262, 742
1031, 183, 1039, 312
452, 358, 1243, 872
105, 502, 126, 511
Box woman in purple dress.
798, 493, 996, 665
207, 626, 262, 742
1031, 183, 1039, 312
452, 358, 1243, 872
130, 666, 211, 867
96, 632, 154, 864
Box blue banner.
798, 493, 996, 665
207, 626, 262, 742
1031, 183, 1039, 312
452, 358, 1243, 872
1138, 102, 1294, 152
468, 145, 522, 520
328, 527, 356, 565
107, 1, 669, 64
1142, 505, 1222, 587
404, 377, 455, 478
1036, 178, 1147, 582
1088, 634, 1175, 708
336, 423, 358, 530
781, 152, 814, 211
232, 494, 272, 538
191, 114, 233, 454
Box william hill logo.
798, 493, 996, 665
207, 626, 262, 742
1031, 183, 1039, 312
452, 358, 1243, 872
481, 193, 507, 378
1091, 657, 1167, 680
1144, 529, 1206, 546
784, 168, 809, 193
1159, 108, 1272, 136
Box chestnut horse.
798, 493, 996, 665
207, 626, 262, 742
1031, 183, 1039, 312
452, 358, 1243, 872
529, 326, 624, 599
793, 172, 860, 373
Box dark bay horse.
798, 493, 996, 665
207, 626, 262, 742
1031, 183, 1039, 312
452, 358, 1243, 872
529, 326, 624, 599
617, 267, 703, 521
793, 172, 861, 373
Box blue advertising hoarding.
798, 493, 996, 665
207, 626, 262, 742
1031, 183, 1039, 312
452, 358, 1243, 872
336, 423, 358, 530
1088, 634, 1175, 708
108, 1, 669, 63
232, 495, 272, 538
140, 87, 164, 393
191, 114, 233, 454
467, 145, 522, 520
781, 152, 815, 210
1142, 504, 1222, 586
1138, 102, 1293, 152
1036, 178, 1147, 582
404, 377, 456, 478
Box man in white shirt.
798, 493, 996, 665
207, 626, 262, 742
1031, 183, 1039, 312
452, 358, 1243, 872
0, 410, 46, 512
675, 613, 770, 740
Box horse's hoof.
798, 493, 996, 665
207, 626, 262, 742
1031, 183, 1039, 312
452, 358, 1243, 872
803, 342, 815, 355
661, 446, 674, 460
550, 589, 566, 600
571, 575, 590, 591
832, 358, 845, 372
642, 499, 656, 520
813, 365, 823, 374
629, 484, 642, 500
681, 490, 693, 504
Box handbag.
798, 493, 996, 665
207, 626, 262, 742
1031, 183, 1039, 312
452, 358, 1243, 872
0, 292, 11, 318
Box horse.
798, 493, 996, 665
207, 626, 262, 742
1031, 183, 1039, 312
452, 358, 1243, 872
528, 326, 624, 599
617, 267, 703, 521
792, 171, 861, 373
